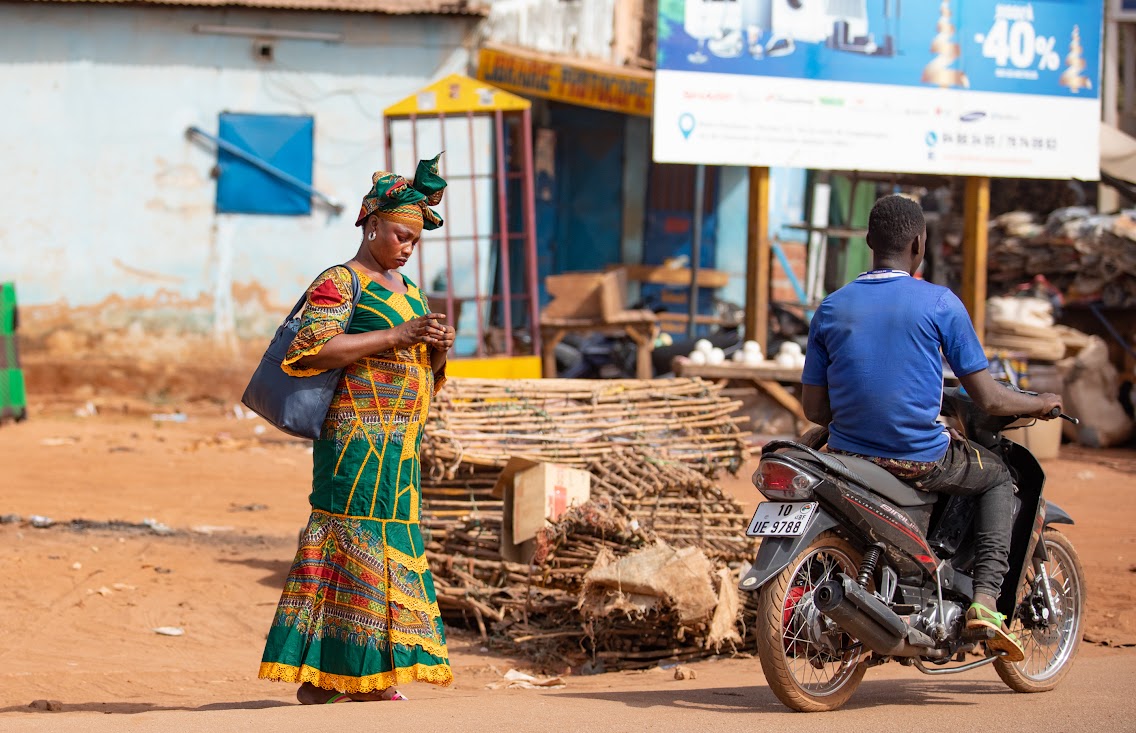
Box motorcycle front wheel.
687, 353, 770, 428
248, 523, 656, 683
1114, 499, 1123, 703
996, 528, 1086, 692
755, 531, 868, 712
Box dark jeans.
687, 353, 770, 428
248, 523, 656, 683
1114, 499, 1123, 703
911, 439, 1013, 599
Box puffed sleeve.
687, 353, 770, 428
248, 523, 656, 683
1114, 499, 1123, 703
280, 266, 355, 377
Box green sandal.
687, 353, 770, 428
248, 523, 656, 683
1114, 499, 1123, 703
325, 693, 353, 704
967, 602, 1025, 662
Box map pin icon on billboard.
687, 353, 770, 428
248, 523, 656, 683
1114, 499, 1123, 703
678, 113, 696, 139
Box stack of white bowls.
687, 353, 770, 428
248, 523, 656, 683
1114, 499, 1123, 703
730, 340, 765, 365
687, 339, 724, 365
774, 341, 806, 368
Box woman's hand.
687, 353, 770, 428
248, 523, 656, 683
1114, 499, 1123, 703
392, 313, 447, 350
430, 324, 456, 352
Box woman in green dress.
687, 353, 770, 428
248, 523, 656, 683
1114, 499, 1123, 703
259, 156, 456, 703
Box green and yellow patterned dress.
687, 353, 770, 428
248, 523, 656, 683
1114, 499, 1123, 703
258, 265, 452, 692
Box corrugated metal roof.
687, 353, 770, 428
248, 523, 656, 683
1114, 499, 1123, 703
22, 0, 487, 15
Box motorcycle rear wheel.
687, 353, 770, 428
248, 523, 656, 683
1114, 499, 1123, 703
996, 528, 1086, 693
756, 531, 868, 712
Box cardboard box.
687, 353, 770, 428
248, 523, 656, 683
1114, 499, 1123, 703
494, 458, 592, 562
1012, 418, 1062, 461
540, 270, 629, 322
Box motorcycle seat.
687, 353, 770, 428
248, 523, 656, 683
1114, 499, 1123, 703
785, 450, 937, 507
834, 455, 938, 507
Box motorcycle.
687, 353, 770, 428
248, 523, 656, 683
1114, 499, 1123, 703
740, 386, 1086, 712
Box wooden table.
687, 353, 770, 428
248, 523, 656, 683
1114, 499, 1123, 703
671, 360, 808, 423
540, 312, 660, 379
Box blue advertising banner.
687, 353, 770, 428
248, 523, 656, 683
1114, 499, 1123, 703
653, 1, 1104, 179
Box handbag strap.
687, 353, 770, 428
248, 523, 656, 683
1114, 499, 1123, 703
282, 288, 310, 323
342, 264, 363, 329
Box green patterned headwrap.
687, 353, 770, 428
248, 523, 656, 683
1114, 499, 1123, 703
355, 154, 446, 232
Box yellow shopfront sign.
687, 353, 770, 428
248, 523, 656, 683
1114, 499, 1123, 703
477, 45, 653, 118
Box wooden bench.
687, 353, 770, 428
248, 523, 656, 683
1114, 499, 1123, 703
672, 359, 809, 425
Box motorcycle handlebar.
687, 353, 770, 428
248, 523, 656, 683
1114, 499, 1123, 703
1017, 386, 1079, 424
1047, 407, 1080, 425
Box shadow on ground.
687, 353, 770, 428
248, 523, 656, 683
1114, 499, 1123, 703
218, 556, 292, 589
0, 699, 292, 715
553, 677, 1007, 713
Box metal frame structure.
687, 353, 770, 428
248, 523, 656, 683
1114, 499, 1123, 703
383, 75, 541, 376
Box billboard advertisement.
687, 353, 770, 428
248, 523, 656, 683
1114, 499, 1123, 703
653, 1, 1104, 179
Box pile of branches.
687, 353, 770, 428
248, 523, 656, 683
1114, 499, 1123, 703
425, 448, 758, 670
431, 497, 754, 671
588, 448, 754, 562
419, 377, 757, 670
420, 464, 499, 548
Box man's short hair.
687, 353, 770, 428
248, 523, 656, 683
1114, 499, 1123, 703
867, 195, 925, 256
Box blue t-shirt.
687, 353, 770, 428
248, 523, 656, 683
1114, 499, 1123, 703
801, 271, 988, 463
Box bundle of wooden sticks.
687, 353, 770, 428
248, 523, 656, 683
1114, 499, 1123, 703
417, 379, 758, 670
421, 378, 750, 475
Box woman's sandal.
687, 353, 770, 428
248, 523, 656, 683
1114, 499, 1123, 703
967, 602, 1026, 662
341, 688, 409, 702
298, 682, 407, 704
297, 683, 354, 705
312, 691, 405, 703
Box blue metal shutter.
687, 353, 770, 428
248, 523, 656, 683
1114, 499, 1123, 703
215, 113, 314, 216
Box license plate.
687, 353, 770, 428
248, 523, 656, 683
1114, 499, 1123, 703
746, 502, 818, 537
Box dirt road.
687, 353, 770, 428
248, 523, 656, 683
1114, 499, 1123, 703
3, 651, 1134, 733
2, 407, 1134, 731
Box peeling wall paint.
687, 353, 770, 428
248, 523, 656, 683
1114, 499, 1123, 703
1, 4, 481, 345
484, 0, 619, 63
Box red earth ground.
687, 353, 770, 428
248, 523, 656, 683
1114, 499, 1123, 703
0, 401, 1133, 731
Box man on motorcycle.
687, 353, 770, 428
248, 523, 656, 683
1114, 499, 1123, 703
799, 194, 1062, 662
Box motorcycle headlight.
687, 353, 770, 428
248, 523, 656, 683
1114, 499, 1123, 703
753, 459, 819, 500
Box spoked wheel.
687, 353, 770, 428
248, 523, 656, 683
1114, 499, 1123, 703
756, 531, 868, 712
996, 529, 1086, 692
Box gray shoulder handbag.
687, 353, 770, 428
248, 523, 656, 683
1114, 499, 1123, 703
241, 266, 362, 440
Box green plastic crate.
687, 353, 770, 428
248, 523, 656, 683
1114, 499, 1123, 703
1, 282, 27, 422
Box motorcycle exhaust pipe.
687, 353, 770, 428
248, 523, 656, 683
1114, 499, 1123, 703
814, 576, 944, 659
